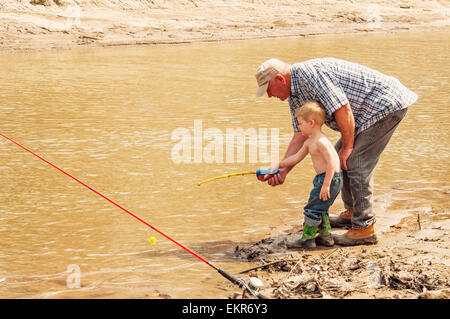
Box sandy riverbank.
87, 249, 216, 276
0, 0, 449, 51
229, 210, 450, 299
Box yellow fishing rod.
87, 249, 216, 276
197, 169, 280, 186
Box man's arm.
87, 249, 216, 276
264, 132, 308, 186
334, 103, 355, 170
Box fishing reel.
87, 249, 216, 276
218, 269, 267, 299
256, 169, 280, 181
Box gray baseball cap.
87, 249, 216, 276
254, 58, 287, 97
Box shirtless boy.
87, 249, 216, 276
270, 101, 343, 248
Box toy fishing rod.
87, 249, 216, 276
197, 169, 280, 186
0, 132, 268, 299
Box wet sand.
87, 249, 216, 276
0, 0, 449, 51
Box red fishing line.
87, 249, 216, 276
0, 132, 210, 266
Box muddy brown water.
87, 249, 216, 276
0, 31, 448, 298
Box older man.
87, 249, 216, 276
255, 58, 417, 246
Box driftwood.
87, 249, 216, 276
239, 259, 300, 274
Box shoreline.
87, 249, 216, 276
229, 211, 450, 299
1, 1, 449, 52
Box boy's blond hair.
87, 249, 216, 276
295, 101, 326, 126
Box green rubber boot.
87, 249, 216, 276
316, 213, 335, 247
302, 223, 319, 240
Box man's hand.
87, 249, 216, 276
261, 167, 288, 186
338, 147, 353, 170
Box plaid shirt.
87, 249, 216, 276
289, 58, 418, 134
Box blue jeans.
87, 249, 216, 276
304, 172, 343, 226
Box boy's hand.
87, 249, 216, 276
320, 185, 330, 201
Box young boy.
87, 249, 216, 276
270, 101, 343, 248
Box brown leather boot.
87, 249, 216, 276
333, 223, 378, 246
329, 209, 353, 228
